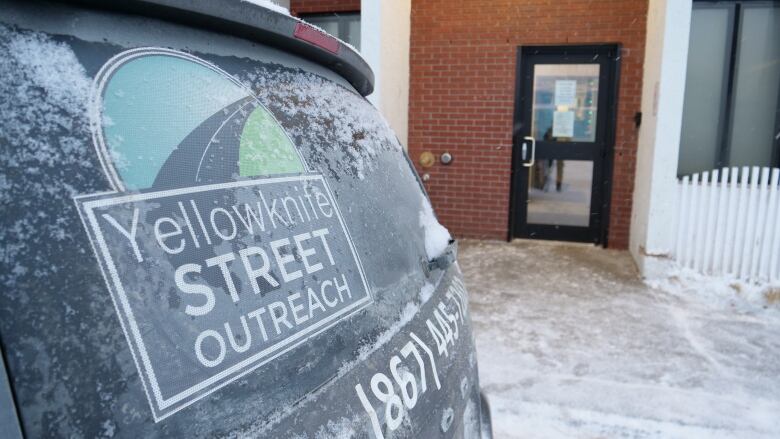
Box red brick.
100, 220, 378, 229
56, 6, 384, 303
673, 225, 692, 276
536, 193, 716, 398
409, 0, 647, 248
292, 0, 647, 249
290, 0, 359, 15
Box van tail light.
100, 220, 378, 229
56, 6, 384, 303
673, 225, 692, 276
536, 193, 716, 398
293, 22, 339, 54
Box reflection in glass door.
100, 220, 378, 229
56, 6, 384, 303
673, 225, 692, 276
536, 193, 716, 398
511, 46, 619, 244
527, 160, 593, 227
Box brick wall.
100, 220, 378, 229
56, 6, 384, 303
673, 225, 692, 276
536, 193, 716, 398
409, 0, 647, 248
289, 0, 360, 15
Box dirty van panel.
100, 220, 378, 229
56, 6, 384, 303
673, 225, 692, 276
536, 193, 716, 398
0, 1, 482, 437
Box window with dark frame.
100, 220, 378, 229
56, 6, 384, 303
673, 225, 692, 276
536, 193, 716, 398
299, 12, 361, 51
678, 0, 780, 177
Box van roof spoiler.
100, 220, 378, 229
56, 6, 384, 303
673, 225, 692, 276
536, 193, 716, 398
63, 0, 375, 96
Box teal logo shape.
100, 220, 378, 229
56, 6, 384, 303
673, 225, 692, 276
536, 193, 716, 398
90, 48, 305, 191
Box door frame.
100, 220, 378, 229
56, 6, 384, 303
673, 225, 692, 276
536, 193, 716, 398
508, 44, 621, 246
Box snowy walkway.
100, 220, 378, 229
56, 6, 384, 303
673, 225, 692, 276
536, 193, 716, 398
460, 240, 780, 439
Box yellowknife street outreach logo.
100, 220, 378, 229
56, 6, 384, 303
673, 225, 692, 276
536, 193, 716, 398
74, 48, 372, 421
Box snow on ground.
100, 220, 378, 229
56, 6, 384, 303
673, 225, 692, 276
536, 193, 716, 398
647, 268, 780, 315
459, 239, 780, 439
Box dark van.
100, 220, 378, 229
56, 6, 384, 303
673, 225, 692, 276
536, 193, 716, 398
0, 0, 491, 437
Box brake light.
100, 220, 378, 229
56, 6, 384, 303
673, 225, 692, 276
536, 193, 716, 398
293, 22, 340, 54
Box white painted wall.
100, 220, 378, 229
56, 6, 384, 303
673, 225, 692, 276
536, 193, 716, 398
629, 0, 692, 277
360, 0, 411, 148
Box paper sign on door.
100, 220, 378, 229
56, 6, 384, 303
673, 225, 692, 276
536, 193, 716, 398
554, 80, 577, 107
552, 111, 575, 138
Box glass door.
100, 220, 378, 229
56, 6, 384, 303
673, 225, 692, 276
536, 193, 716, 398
511, 46, 619, 244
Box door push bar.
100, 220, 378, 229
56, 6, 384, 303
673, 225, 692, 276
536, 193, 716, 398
520, 136, 535, 167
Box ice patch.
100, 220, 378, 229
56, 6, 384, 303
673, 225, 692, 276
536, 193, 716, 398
0, 25, 128, 436
5, 30, 91, 110
350, 303, 419, 367
419, 194, 451, 260
0, 26, 95, 291
313, 417, 360, 439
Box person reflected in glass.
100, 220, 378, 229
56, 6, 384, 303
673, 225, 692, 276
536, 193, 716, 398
535, 128, 565, 192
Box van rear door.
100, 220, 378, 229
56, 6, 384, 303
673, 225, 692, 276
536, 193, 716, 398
0, 1, 483, 437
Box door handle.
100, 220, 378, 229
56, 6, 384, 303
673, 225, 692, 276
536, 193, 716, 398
522, 136, 535, 167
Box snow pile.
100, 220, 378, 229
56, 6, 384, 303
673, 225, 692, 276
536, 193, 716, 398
242, 0, 290, 16
419, 194, 451, 260
646, 267, 780, 314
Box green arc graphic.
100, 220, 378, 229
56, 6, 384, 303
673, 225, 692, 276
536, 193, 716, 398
239, 106, 304, 177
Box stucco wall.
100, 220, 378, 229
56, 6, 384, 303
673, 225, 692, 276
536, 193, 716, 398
630, 0, 692, 275
372, 0, 410, 148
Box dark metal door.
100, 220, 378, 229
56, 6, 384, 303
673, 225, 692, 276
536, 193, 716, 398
510, 45, 620, 244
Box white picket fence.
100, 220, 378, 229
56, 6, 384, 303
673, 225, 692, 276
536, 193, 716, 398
674, 166, 780, 284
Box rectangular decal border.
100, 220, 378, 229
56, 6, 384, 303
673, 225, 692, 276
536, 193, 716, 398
75, 174, 373, 421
